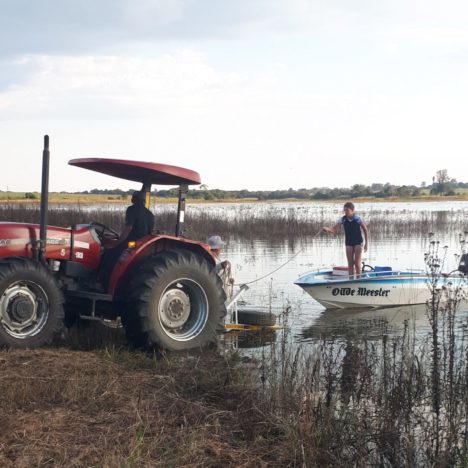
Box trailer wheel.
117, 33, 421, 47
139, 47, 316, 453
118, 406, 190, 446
0, 258, 64, 348
236, 309, 277, 327
123, 250, 226, 351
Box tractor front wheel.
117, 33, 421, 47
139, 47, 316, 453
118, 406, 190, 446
123, 250, 226, 351
0, 258, 64, 348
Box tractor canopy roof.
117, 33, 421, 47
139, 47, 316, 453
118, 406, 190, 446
68, 158, 201, 186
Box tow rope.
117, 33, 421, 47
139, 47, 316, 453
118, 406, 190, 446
236, 230, 322, 286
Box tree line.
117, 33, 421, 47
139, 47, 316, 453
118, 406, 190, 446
79, 169, 467, 201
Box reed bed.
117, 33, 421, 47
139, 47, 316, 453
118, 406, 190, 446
252, 238, 468, 466
255, 320, 466, 460
256, 315, 468, 466
0, 204, 465, 242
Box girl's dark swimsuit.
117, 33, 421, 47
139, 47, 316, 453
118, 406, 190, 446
341, 214, 363, 246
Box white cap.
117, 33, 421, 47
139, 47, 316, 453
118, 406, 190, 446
207, 235, 225, 250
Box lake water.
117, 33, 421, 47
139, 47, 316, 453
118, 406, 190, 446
57, 199, 468, 347
212, 201, 468, 348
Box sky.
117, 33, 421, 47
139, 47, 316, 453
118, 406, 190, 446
0, 0, 467, 192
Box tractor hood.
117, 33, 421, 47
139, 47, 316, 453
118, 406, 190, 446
68, 158, 201, 186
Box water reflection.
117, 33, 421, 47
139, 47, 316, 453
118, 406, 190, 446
300, 304, 432, 342
223, 330, 277, 350
225, 299, 468, 351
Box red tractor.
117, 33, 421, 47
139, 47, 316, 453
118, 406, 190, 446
0, 136, 226, 350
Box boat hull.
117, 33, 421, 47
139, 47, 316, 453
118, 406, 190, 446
295, 271, 465, 309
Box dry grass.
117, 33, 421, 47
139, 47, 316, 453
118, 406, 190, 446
2, 192, 468, 203
0, 346, 274, 467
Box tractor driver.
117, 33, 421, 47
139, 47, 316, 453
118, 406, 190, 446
99, 191, 155, 287
118, 191, 155, 244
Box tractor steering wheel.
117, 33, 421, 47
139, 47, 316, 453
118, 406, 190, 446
89, 222, 120, 242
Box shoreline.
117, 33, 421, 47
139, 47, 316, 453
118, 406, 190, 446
1, 194, 468, 205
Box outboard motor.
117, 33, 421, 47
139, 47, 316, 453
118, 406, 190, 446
459, 253, 468, 275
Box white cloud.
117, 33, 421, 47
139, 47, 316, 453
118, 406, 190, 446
0, 51, 249, 120
1, 0, 467, 57
395, 26, 468, 49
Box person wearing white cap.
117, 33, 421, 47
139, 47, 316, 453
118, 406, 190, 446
207, 235, 224, 251
207, 235, 228, 272
207, 235, 234, 297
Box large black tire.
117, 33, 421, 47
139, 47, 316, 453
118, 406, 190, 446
236, 309, 277, 327
123, 250, 226, 351
0, 258, 64, 348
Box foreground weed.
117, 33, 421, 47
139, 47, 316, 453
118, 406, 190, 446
255, 240, 468, 466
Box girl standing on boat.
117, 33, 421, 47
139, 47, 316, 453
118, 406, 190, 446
322, 202, 369, 277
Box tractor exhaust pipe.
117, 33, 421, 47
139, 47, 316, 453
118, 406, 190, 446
38, 135, 50, 263
176, 184, 188, 237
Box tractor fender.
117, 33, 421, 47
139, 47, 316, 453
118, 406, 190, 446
108, 235, 216, 297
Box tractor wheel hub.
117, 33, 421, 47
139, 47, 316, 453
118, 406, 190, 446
159, 289, 191, 330
1, 284, 39, 332
10, 296, 35, 321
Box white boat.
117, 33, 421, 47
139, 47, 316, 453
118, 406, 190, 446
295, 266, 467, 309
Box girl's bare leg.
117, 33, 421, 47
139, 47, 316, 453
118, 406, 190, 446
354, 245, 363, 276
345, 246, 355, 276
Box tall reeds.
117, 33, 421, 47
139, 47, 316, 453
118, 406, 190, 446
253, 239, 468, 466
0, 204, 465, 242
424, 233, 468, 462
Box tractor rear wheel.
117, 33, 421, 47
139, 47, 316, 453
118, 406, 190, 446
123, 250, 226, 351
0, 258, 64, 348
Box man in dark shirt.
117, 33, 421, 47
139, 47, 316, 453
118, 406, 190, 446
118, 191, 155, 244
98, 191, 155, 288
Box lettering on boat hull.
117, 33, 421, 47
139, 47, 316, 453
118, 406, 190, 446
332, 287, 391, 297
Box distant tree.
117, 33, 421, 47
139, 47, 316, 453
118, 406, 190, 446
436, 169, 450, 184
312, 191, 331, 200
383, 183, 397, 197
434, 169, 451, 195
350, 184, 368, 197
396, 186, 412, 197
370, 183, 384, 193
